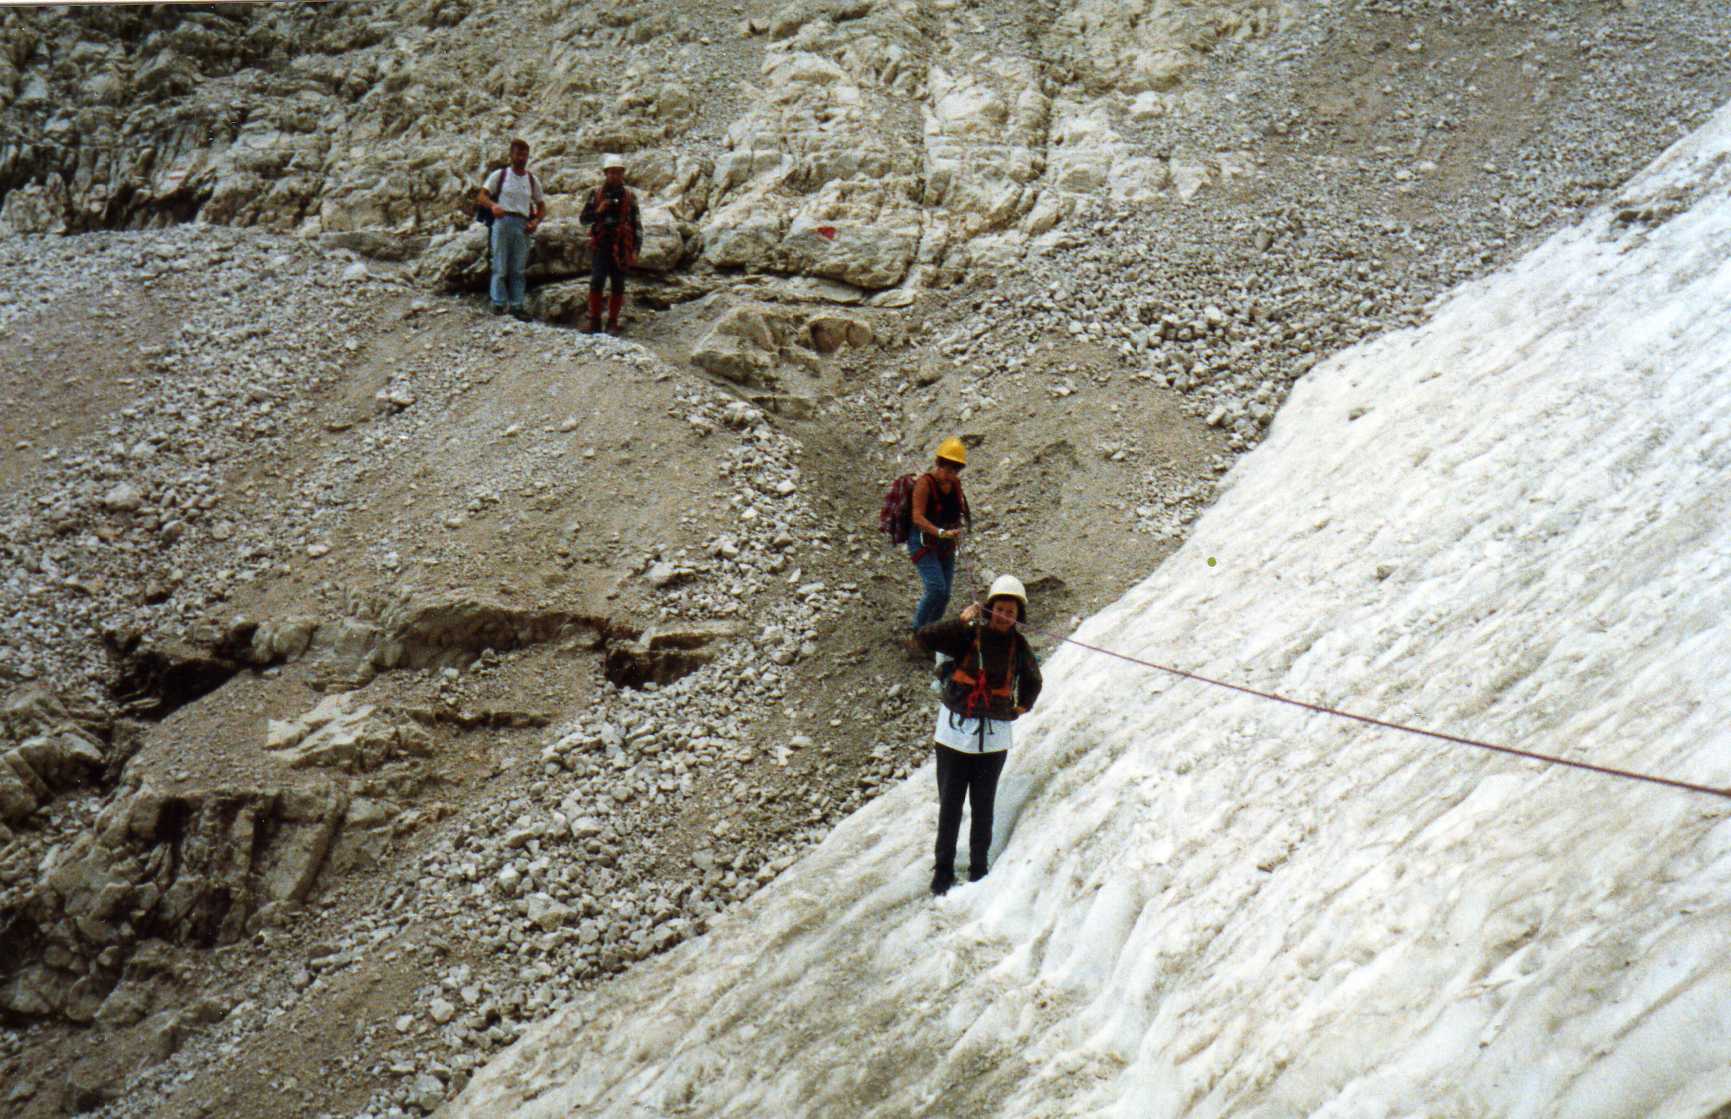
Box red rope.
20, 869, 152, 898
1016, 619, 1731, 802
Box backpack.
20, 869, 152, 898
878, 474, 920, 546
879, 472, 972, 548
475, 166, 537, 227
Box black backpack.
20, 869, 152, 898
475, 166, 536, 227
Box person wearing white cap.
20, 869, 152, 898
580, 154, 642, 334
913, 574, 1042, 896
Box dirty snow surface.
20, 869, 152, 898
450, 104, 1731, 1119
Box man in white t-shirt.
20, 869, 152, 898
475, 138, 546, 321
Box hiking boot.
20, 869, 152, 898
930, 869, 955, 897
903, 635, 927, 662
968, 867, 988, 883
491, 303, 506, 316
607, 293, 625, 334
509, 307, 531, 322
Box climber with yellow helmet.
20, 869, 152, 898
905, 436, 972, 645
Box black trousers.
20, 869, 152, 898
934, 744, 1007, 880
590, 241, 627, 295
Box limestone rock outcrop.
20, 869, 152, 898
0, 729, 104, 825
0, 687, 111, 825
0, 0, 1279, 295
265, 692, 431, 773
689, 300, 876, 388
0, 781, 353, 1023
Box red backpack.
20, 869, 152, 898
878, 474, 920, 546
878, 473, 971, 547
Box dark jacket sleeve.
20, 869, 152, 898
629, 194, 642, 245
1015, 635, 1042, 712
580, 190, 600, 227
915, 618, 974, 660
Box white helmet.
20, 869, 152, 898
987, 574, 1027, 619
602, 153, 626, 171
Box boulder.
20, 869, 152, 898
265, 693, 431, 773
805, 313, 873, 355
0, 731, 106, 825
779, 208, 919, 290
691, 305, 780, 387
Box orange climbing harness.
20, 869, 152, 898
949, 628, 1018, 721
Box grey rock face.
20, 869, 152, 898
0, 781, 350, 1022
0, 0, 1272, 299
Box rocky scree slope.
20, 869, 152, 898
450, 99, 1731, 1119
0, 230, 955, 1117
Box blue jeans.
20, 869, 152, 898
909, 533, 955, 631
490, 216, 530, 309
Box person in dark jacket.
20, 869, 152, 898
915, 574, 1042, 896
579, 154, 642, 334
906, 435, 971, 651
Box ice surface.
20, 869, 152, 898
449, 103, 1731, 1118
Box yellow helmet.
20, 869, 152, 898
935, 436, 967, 467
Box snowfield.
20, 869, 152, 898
448, 103, 1731, 1119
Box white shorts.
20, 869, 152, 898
933, 707, 1011, 754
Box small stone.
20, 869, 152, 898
526, 893, 574, 932
408, 1073, 445, 1112
645, 562, 687, 589
100, 483, 144, 512
429, 997, 456, 1025
306, 543, 331, 559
